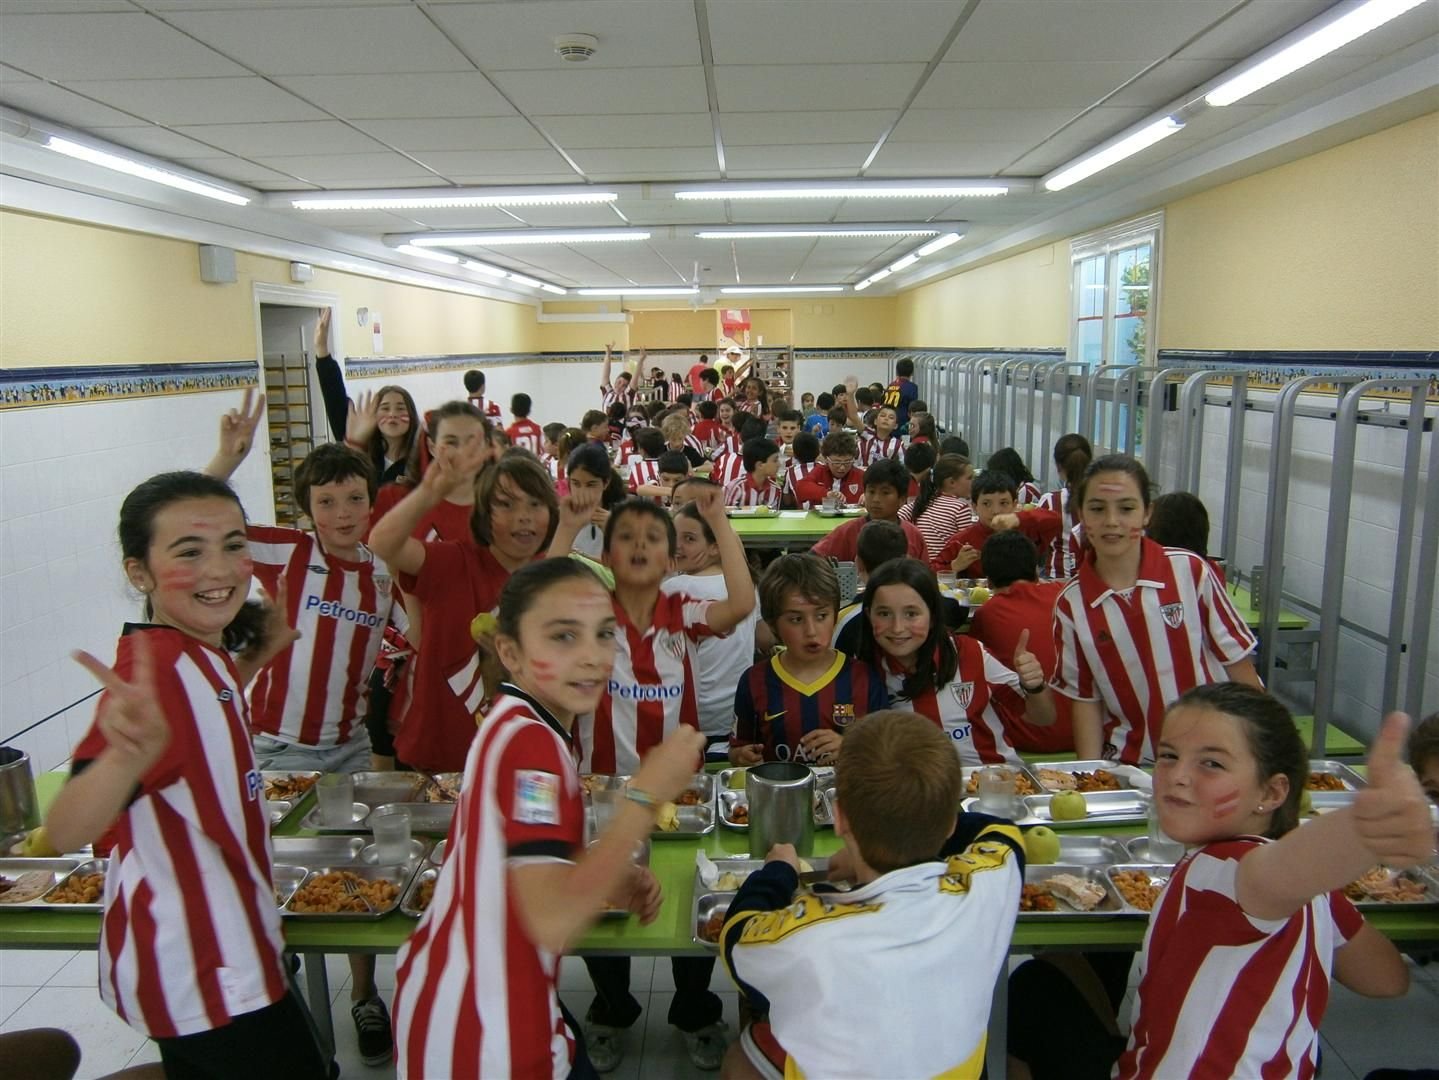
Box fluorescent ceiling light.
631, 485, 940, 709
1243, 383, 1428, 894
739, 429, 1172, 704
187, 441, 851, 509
541, 284, 568, 295
675, 182, 1008, 200
1207, 0, 1428, 106
917, 232, 962, 256
291, 189, 617, 210
853, 279, 874, 292
508, 273, 543, 288
719, 286, 845, 294
397, 244, 459, 264
868, 268, 893, 283
696, 228, 939, 239
1043, 116, 1184, 192
463, 259, 508, 278
889, 253, 920, 273
45, 135, 250, 205
408, 230, 649, 246
577, 287, 699, 297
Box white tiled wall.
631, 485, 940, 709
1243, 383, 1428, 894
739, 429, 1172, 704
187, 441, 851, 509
0, 391, 273, 772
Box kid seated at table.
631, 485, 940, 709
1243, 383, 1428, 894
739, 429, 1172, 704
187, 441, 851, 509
725, 437, 783, 509
721, 710, 1023, 1080
809, 458, 928, 563
792, 430, 864, 508
731, 554, 886, 765
933, 469, 1061, 574
1411, 711, 1439, 805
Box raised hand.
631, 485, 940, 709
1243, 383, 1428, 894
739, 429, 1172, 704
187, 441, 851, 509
558, 487, 600, 532
420, 438, 490, 500
73, 636, 170, 772
689, 483, 725, 525
952, 545, 980, 573
1354, 713, 1436, 868
314, 307, 332, 357
990, 513, 1021, 533
1012, 629, 1045, 691
345, 390, 379, 448
632, 725, 706, 805
215, 387, 266, 471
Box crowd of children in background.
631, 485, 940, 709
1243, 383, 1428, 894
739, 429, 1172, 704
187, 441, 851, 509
32, 332, 1438, 1080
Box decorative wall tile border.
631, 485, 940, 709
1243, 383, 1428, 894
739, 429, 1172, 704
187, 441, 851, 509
0, 361, 258, 410
1157, 350, 1439, 402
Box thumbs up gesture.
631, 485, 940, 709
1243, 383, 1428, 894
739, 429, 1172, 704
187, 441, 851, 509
1013, 629, 1046, 693
1353, 713, 1436, 868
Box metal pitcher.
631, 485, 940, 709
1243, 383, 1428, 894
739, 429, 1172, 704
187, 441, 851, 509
746, 761, 815, 858
0, 746, 40, 838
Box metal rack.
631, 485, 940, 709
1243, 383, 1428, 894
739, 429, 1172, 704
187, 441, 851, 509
263, 341, 314, 526
750, 347, 792, 402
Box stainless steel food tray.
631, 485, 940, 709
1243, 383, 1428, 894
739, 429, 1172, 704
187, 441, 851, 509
1022, 790, 1149, 828
283, 864, 415, 920
33, 858, 109, 912
260, 770, 321, 801
0, 857, 87, 910
366, 803, 455, 836
1019, 863, 1127, 919
272, 864, 309, 909
352, 771, 427, 806
271, 836, 365, 864
1305, 760, 1367, 791
963, 762, 1047, 799
692, 891, 731, 951
1103, 863, 1172, 915
299, 802, 371, 833
400, 867, 438, 919
1346, 868, 1439, 910
1029, 761, 1151, 793
359, 839, 431, 867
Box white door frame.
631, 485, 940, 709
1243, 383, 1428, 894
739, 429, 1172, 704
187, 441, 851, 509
252, 281, 341, 442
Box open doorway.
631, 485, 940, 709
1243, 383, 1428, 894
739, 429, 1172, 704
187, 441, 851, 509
258, 303, 320, 526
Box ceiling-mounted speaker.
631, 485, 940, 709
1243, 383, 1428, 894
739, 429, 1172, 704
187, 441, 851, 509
198, 244, 236, 284
554, 33, 598, 61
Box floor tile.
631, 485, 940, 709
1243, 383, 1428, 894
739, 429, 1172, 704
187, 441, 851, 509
557, 990, 647, 1080
1316, 1035, 1358, 1080
125, 1039, 163, 1068
1321, 980, 1439, 1074
0, 986, 148, 1079
329, 993, 397, 1080
559, 954, 653, 994
0, 985, 37, 1026
0, 948, 77, 986
639, 991, 739, 1078
47, 951, 100, 988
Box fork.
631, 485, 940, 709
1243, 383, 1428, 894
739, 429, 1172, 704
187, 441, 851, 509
341, 876, 376, 913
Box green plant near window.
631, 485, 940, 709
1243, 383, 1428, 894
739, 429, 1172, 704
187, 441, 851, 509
1121, 262, 1150, 361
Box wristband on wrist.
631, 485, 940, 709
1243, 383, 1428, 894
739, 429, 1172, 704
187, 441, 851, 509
624, 787, 662, 811
1021, 681, 1047, 695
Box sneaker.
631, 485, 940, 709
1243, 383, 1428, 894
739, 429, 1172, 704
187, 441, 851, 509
350, 996, 393, 1067
584, 1023, 625, 1073
683, 1021, 728, 1071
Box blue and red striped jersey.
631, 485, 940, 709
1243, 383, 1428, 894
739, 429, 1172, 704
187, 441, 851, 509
731, 652, 888, 762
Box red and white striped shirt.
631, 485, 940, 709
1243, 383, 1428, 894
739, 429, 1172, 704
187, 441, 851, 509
578, 591, 714, 774
626, 457, 662, 495
859, 431, 902, 466
506, 418, 544, 455
736, 399, 764, 416
725, 474, 782, 509
73, 626, 286, 1038
783, 460, 820, 508
600, 384, 634, 412
1050, 540, 1257, 765
882, 634, 1026, 767
1017, 480, 1043, 505
394, 687, 585, 1079
900, 494, 975, 565
717, 431, 745, 458
1035, 489, 1084, 578
246, 527, 393, 748
1117, 839, 1365, 1080
710, 452, 747, 489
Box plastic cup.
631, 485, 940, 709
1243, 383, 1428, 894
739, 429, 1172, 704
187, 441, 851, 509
1147, 798, 1186, 863
316, 772, 355, 827
975, 767, 1021, 817
370, 805, 412, 864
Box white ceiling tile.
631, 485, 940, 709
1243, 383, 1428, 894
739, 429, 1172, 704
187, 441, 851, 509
429, 0, 702, 70
274, 73, 517, 119
726, 203, 846, 224
867, 140, 1034, 175
506, 205, 645, 227
143, 0, 402, 8
318, 176, 454, 190
0, 82, 150, 127
567, 147, 719, 174
447, 172, 586, 185
1105, 59, 1233, 109
395, 207, 529, 229
724, 167, 864, 179
161, 6, 471, 76
0, 13, 247, 80
64, 77, 327, 126
489, 67, 709, 115
617, 202, 731, 225
86, 125, 232, 159
0, 1, 133, 11
0, 65, 40, 83
174, 156, 311, 184
172, 120, 389, 156
915, 61, 1146, 108
409, 148, 578, 176
721, 110, 895, 146
725, 143, 870, 171
708, 0, 962, 64
945, 1, 1235, 64
351, 117, 548, 152
249, 152, 440, 183
889, 107, 1080, 144
249, 179, 321, 190
1176, 0, 1341, 60
715, 64, 926, 112
536, 113, 713, 150
581, 170, 721, 182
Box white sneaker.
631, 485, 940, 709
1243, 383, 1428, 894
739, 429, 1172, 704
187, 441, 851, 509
584, 1022, 625, 1073
683, 1021, 729, 1071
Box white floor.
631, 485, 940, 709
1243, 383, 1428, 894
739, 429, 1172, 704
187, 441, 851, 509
2, 948, 1435, 1078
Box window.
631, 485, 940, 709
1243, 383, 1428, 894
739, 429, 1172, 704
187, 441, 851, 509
1069, 211, 1162, 370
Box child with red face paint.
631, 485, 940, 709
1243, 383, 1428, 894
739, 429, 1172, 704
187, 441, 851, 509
1011, 684, 1427, 1079
1049, 455, 1260, 766
45, 471, 329, 1079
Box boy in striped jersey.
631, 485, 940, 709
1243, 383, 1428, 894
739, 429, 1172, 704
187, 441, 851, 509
724, 437, 783, 509
731, 555, 887, 765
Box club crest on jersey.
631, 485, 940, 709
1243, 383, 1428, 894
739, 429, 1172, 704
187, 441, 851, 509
832, 703, 855, 729
666, 636, 685, 662
1160, 602, 1185, 629
514, 770, 561, 825
950, 681, 975, 709
245, 770, 263, 801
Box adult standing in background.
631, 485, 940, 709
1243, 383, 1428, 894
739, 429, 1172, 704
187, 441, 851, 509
883, 357, 920, 428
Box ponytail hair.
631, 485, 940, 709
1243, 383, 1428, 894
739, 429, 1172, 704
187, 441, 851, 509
1053, 433, 1093, 522
910, 454, 970, 522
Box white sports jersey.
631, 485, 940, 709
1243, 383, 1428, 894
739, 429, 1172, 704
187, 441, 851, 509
661, 574, 762, 738
393, 687, 584, 1079
859, 430, 902, 466
1050, 540, 1257, 764
1035, 489, 1082, 578
247, 526, 394, 747
726, 824, 1022, 1079
711, 452, 746, 488
73, 626, 287, 1038
1118, 839, 1365, 1080
577, 591, 714, 774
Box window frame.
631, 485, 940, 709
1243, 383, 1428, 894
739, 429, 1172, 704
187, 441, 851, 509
1068, 211, 1164, 370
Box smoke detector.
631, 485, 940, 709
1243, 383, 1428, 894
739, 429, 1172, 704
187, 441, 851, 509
554, 34, 599, 62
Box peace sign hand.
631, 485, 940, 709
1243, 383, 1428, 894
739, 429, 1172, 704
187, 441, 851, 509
1353, 713, 1436, 869
217, 387, 266, 464
1012, 629, 1046, 692
72, 636, 170, 773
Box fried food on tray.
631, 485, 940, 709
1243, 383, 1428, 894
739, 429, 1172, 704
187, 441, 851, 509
1019, 884, 1057, 912
423, 775, 462, 803
966, 770, 1040, 796
729, 803, 749, 825
1305, 772, 1347, 792
414, 878, 436, 912
676, 788, 704, 806
1110, 869, 1164, 911
698, 910, 726, 943
1073, 770, 1122, 792
287, 871, 399, 914
44, 872, 104, 904
264, 774, 318, 801
1344, 867, 1428, 903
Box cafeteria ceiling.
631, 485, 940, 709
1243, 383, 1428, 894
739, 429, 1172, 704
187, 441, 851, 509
0, 0, 1436, 297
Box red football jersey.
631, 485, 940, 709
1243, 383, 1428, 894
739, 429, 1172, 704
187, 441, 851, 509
968, 580, 1072, 753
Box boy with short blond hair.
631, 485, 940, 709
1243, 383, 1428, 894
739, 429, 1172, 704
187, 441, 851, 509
721, 710, 1023, 1079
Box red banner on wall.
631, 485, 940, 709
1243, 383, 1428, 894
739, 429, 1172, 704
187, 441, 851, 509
721, 308, 751, 336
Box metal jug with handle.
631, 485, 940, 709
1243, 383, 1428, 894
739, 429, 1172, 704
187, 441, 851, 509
0, 746, 40, 839
746, 761, 815, 858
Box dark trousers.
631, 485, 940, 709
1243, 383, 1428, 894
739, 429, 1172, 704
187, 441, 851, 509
582, 956, 723, 1033
155, 992, 328, 1080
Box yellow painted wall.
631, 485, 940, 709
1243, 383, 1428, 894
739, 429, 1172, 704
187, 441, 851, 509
0, 210, 539, 366
789, 297, 895, 347
748, 308, 792, 346
1160, 111, 1439, 350
629, 308, 718, 348
894, 243, 1070, 348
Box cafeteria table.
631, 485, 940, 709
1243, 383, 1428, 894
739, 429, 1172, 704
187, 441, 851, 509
726, 508, 857, 549
7, 771, 1436, 1078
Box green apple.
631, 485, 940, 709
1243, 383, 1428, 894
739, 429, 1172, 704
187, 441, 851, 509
754, 505, 774, 516
727, 769, 747, 790
1049, 790, 1088, 821
1024, 826, 1061, 864
967, 585, 991, 604
1299, 789, 1313, 817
